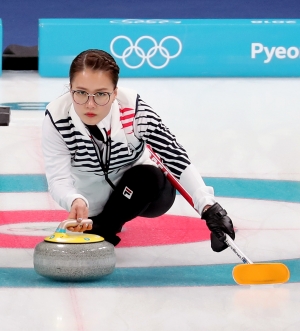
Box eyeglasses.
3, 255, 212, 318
71, 90, 114, 106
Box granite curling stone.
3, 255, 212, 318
33, 219, 116, 281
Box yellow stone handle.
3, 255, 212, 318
57, 219, 93, 231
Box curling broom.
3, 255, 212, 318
147, 145, 290, 285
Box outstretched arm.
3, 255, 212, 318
138, 99, 235, 252
42, 114, 89, 213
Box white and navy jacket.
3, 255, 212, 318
42, 87, 215, 216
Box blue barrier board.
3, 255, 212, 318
39, 18, 300, 77
0, 19, 2, 75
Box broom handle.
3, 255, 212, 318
147, 145, 253, 264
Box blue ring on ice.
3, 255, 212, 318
0, 258, 299, 288
1, 174, 300, 203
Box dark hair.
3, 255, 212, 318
69, 49, 120, 88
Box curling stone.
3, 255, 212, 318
33, 219, 116, 281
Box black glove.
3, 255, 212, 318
201, 202, 235, 252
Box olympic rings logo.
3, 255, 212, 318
110, 35, 182, 69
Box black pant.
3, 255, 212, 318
86, 165, 176, 246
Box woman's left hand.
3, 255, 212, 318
201, 202, 235, 252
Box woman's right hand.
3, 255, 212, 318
67, 198, 92, 232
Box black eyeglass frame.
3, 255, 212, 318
71, 89, 115, 106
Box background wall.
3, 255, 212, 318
0, 0, 300, 49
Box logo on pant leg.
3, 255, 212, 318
123, 186, 133, 199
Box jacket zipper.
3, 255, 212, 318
90, 130, 116, 190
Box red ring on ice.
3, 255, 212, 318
0, 211, 210, 248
